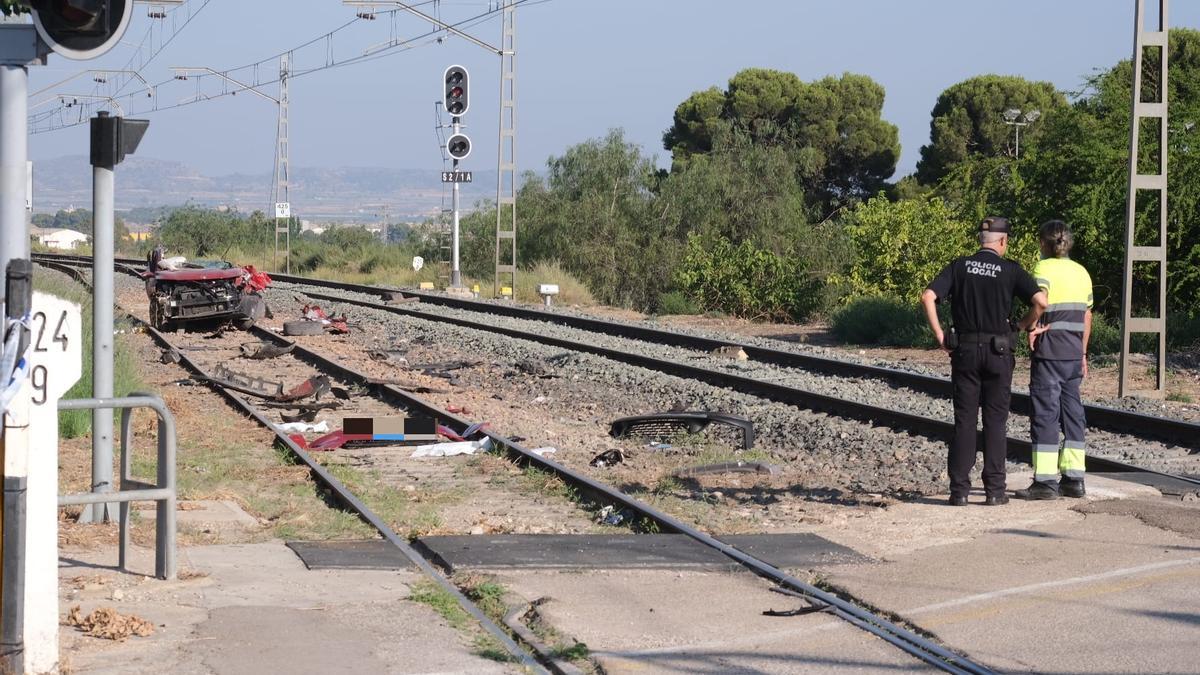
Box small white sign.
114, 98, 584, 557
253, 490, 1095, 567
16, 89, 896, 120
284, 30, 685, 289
275, 202, 291, 218
28, 293, 83, 406
25, 292, 82, 674
412, 256, 425, 272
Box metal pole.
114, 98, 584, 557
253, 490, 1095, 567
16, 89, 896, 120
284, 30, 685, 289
451, 116, 462, 288
85, 162, 116, 523
0, 65, 30, 306
0, 261, 31, 673
1014, 124, 1020, 159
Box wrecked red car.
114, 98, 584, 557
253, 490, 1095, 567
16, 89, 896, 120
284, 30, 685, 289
144, 247, 270, 330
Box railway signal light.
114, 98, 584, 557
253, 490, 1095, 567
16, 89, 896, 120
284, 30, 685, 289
30, 0, 134, 61
444, 65, 469, 116
446, 133, 471, 161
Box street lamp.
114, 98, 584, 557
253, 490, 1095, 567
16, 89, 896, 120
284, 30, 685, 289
1002, 108, 1041, 158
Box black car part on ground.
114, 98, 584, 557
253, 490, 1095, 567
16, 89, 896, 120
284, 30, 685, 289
610, 411, 756, 450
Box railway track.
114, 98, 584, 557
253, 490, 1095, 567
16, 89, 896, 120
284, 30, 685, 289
36, 253, 1200, 486
283, 280, 1200, 489
35, 254, 1010, 673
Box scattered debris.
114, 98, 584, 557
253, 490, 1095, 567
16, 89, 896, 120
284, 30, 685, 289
711, 345, 749, 361
159, 348, 181, 364
280, 409, 319, 424
594, 505, 631, 526
259, 400, 341, 411
530, 447, 558, 456
207, 365, 331, 404
1183, 491, 1199, 503
282, 320, 326, 337
446, 405, 471, 414
276, 420, 330, 434
240, 341, 294, 360
437, 422, 490, 442
514, 358, 555, 378
366, 349, 408, 364
763, 587, 835, 618
65, 606, 154, 641
532, 395, 549, 404
589, 449, 625, 468
672, 461, 780, 479
363, 377, 448, 393
646, 442, 673, 450
300, 304, 349, 334
610, 411, 756, 450
381, 292, 419, 304
411, 437, 494, 458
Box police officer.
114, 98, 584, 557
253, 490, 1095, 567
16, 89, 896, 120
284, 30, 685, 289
1017, 220, 1093, 500
920, 217, 1047, 506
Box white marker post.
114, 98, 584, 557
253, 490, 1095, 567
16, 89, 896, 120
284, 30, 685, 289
23, 292, 81, 673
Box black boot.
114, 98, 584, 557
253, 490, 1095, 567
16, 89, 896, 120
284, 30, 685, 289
1060, 478, 1086, 498
1014, 481, 1060, 500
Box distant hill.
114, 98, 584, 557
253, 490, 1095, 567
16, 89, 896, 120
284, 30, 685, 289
31, 155, 498, 222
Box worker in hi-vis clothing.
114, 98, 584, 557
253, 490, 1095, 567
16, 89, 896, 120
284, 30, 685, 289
1017, 220, 1093, 500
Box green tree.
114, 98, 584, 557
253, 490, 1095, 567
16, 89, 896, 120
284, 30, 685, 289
663, 68, 900, 214
916, 75, 1067, 184
675, 233, 822, 321
1011, 28, 1200, 316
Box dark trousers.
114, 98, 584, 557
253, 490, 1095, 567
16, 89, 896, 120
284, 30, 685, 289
1030, 358, 1087, 485
949, 343, 1015, 497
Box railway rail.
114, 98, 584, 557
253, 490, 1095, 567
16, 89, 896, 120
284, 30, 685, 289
36, 252, 1200, 487
35, 255, 1007, 673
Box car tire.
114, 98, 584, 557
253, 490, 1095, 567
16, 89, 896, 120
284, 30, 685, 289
282, 320, 324, 336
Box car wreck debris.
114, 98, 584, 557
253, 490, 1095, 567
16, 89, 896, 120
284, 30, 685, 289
143, 246, 271, 330
589, 449, 625, 468
609, 411, 756, 450
240, 341, 295, 360
208, 364, 332, 403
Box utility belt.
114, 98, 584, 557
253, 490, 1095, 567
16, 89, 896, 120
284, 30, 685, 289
945, 331, 1015, 354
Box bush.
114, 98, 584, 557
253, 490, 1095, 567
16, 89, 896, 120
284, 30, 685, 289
832, 194, 978, 302
830, 296, 930, 347
655, 291, 702, 315
1088, 313, 1121, 355
675, 233, 822, 321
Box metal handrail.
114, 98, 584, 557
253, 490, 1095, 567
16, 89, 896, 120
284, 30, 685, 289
57, 393, 176, 580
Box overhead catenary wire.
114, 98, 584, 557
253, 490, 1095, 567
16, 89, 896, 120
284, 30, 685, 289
29, 0, 538, 133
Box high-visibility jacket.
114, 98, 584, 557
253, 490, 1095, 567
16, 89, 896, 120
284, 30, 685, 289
1032, 257, 1093, 360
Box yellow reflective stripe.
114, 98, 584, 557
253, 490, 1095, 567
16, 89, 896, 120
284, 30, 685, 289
1059, 446, 1086, 474
1033, 450, 1060, 480
1046, 302, 1089, 313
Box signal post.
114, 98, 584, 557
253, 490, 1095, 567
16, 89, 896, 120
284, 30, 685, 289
443, 65, 472, 290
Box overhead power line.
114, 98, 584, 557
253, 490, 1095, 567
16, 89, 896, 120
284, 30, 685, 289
29, 0, 535, 133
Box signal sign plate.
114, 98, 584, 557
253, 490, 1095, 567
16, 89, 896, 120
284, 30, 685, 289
442, 171, 473, 183
275, 202, 291, 218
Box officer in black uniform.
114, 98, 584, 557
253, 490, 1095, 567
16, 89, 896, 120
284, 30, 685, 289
920, 217, 1047, 506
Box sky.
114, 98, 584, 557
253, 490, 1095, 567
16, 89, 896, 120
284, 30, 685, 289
25, 0, 1200, 181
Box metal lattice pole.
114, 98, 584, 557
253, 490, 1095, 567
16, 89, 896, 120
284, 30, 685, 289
494, 0, 516, 299
274, 54, 291, 273
1119, 0, 1169, 397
